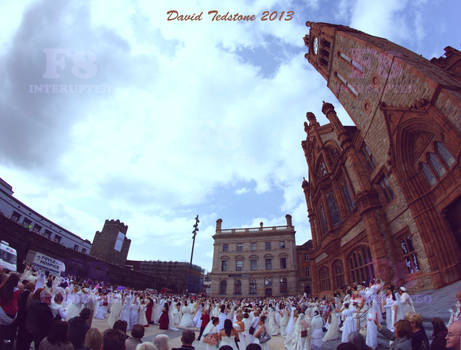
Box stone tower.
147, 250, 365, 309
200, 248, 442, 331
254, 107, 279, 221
90, 219, 131, 266
303, 22, 461, 291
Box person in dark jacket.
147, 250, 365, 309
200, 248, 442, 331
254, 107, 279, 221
25, 290, 54, 350
431, 317, 448, 350
68, 308, 91, 349
16, 280, 35, 350
172, 329, 195, 350
409, 313, 430, 350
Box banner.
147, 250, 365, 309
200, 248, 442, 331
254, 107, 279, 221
32, 252, 65, 275
114, 231, 124, 252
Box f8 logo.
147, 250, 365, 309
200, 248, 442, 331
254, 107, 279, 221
42, 48, 97, 79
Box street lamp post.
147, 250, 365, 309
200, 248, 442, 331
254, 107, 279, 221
187, 215, 199, 293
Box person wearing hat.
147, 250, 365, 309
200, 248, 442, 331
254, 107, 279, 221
398, 287, 415, 321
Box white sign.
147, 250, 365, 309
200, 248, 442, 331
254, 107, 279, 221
114, 231, 124, 252
32, 252, 65, 275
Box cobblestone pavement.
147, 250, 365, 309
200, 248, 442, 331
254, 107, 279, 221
92, 280, 461, 350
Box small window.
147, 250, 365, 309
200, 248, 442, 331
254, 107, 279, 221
73, 244, 79, 251
265, 259, 272, 270
222, 244, 228, 252
342, 181, 356, 211
234, 280, 242, 295
326, 192, 341, 226
265, 242, 271, 250
305, 266, 310, 277
23, 218, 32, 229
280, 257, 287, 269
336, 72, 347, 85
279, 241, 286, 248
81, 248, 87, 254
219, 280, 227, 295
428, 153, 446, 178
11, 211, 21, 222
319, 204, 328, 235
235, 260, 243, 271
251, 242, 257, 251
304, 254, 309, 262
378, 176, 394, 203
280, 277, 288, 294
32, 224, 41, 233
54, 235, 62, 244
264, 278, 272, 287
249, 280, 257, 295
43, 230, 51, 239
236, 243, 243, 252
400, 235, 420, 274
436, 142, 455, 167
362, 144, 377, 170
339, 52, 352, 63
250, 259, 257, 271
420, 162, 437, 187
221, 260, 228, 272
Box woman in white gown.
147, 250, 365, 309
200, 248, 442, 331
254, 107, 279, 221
285, 313, 309, 350
120, 294, 133, 327
219, 319, 238, 350
384, 289, 397, 331
94, 294, 108, 320
201, 317, 219, 350
66, 286, 83, 321
285, 306, 296, 338
310, 310, 323, 350
341, 303, 357, 343
193, 302, 203, 328
253, 316, 270, 350
138, 298, 149, 327
129, 296, 140, 331
280, 306, 289, 337
365, 301, 378, 349
153, 297, 163, 324
108, 293, 122, 328
179, 301, 195, 328
169, 302, 180, 331
266, 306, 280, 336
323, 302, 339, 342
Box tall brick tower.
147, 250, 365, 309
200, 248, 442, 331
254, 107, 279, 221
90, 219, 131, 266
302, 22, 461, 291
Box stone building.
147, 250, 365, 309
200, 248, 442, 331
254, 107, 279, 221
90, 219, 131, 266
127, 260, 204, 293
301, 21, 461, 295
296, 240, 313, 296
210, 215, 298, 297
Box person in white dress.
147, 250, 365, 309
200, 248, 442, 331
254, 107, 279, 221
384, 289, 397, 331
66, 285, 83, 321
323, 302, 339, 342
266, 306, 280, 336
285, 313, 309, 350
280, 306, 289, 337
138, 297, 148, 327
285, 306, 296, 338
448, 289, 461, 327
219, 319, 238, 350
50, 292, 67, 320
193, 302, 203, 328
168, 302, 180, 331
365, 301, 378, 349
398, 287, 415, 318
179, 300, 195, 328
341, 303, 357, 343
94, 293, 108, 320
108, 293, 122, 328
201, 317, 219, 350
120, 293, 133, 328
253, 316, 270, 350
153, 297, 163, 324
310, 309, 323, 350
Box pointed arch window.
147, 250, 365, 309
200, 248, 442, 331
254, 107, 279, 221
317, 159, 328, 178
348, 246, 374, 284
326, 192, 341, 226
319, 204, 328, 235
420, 162, 436, 187
428, 153, 446, 178
341, 181, 356, 211
435, 142, 455, 167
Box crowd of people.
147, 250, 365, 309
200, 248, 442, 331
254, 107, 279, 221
1, 266, 461, 350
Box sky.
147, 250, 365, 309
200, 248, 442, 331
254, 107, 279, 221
0, 0, 459, 272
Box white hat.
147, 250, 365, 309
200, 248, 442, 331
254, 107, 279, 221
400, 287, 406, 292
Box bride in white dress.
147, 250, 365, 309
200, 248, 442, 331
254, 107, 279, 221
108, 293, 122, 327
323, 302, 339, 342
138, 297, 149, 327
179, 300, 195, 328
219, 319, 238, 350
66, 286, 83, 321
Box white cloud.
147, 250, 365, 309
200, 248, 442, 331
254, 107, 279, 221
235, 187, 250, 195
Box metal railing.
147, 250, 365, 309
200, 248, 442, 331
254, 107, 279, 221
219, 225, 292, 233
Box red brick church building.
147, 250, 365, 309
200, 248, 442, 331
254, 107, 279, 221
301, 21, 461, 294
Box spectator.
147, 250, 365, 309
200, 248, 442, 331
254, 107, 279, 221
103, 328, 126, 350
113, 319, 128, 337
126, 324, 145, 350
337, 344, 358, 350
38, 320, 73, 350
391, 320, 413, 350
84, 328, 102, 350
0, 273, 21, 344
431, 317, 448, 350
348, 332, 372, 350
172, 330, 195, 350
153, 334, 170, 350
68, 308, 91, 349
245, 345, 262, 350
446, 320, 461, 349
25, 289, 54, 350
409, 313, 429, 350
16, 280, 35, 350
136, 343, 158, 350
197, 308, 210, 340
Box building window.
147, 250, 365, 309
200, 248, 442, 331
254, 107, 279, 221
305, 266, 310, 277
222, 244, 228, 252
378, 176, 394, 203
317, 159, 328, 177
235, 260, 243, 271
234, 280, 242, 295
236, 243, 243, 252
319, 204, 328, 235
264, 278, 272, 287
219, 280, 227, 295
221, 260, 228, 272
43, 230, 51, 239
304, 254, 309, 262
11, 211, 21, 222
32, 224, 42, 233
349, 246, 375, 284
326, 192, 341, 226
333, 260, 345, 289
23, 218, 32, 229
81, 248, 87, 254
265, 259, 272, 270
280, 277, 288, 294
420, 162, 437, 187
400, 235, 420, 274
54, 235, 62, 244
73, 244, 79, 251
280, 257, 287, 269
428, 153, 446, 178
251, 242, 257, 251
265, 242, 271, 250
250, 259, 257, 271
341, 181, 356, 211
361, 144, 377, 170
279, 241, 286, 248
249, 279, 257, 295
436, 142, 455, 167
319, 266, 331, 291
